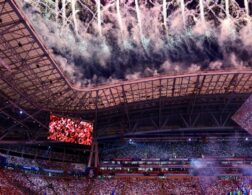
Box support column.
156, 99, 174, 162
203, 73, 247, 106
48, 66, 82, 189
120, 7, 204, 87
88, 141, 99, 168
94, 142, 99, 168
88, 142, 95, 168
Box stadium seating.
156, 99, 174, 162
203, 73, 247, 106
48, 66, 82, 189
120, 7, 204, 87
1, 168, 252, 195
101, 141, 252, 160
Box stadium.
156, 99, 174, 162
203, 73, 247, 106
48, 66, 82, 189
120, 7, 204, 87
0, 0, 252, 194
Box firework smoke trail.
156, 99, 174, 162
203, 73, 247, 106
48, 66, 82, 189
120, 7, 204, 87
135, 0, 143, 40
116, 0, 123, 34
225, 0, 230, 18
163, 0, 167, 29
199, 0, 205, 23
71, 0, 79, 34
55, 0, 59, 26
243, 0, 251, 33
62, 0, 67, 28
180, 0, 186, 28
96, 0, 102, 36
244, 0, 249, 16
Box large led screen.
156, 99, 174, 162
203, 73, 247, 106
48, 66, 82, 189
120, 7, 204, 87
48, 115, 93, 145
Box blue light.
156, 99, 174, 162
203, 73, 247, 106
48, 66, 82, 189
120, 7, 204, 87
129, 139, 133, 144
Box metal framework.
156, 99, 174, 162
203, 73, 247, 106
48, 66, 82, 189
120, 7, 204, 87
94, 93, 251, 138
0, 0, 252, 112
0, 0, 251, 142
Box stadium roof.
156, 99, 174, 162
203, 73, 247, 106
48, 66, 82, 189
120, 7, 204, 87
0, 0, 252, 114
0, 0, 252, 143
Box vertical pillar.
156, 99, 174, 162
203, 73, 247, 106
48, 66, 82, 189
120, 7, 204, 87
94, 142, 99, 168
88, 143, 94, 168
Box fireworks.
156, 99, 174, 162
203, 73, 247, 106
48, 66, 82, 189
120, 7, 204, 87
19, 0, 252, 86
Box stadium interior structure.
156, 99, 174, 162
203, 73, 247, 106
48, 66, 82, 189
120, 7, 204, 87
0, 0, 252, 194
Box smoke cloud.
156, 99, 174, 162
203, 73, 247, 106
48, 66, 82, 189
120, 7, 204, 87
20, 0, 252, 87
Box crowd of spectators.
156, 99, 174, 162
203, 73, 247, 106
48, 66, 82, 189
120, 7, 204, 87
0, 169, 23, 195
48, 115, 93, 145
1, 154, 86, 174
203, 177, 252, 195
127, 179, 163, 194
101, 140, 252, 160
161, 178, 202, 194
1, 168, 252, 194
0, 168, 89, 194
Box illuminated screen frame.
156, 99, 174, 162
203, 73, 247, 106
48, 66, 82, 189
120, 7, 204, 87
48, 114, 93, 145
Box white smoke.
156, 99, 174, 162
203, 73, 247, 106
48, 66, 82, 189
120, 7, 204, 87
19, 0, 252, 86
209, 60, 223, 70
190, 158, 222, 176
240, 165, 252, 176
188, 64, 201, 73
230, 53, 248, 70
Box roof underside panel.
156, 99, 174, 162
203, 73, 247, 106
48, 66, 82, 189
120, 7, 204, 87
0, 0, 72, 110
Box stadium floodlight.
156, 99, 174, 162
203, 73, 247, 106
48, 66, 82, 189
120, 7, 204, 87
129, 139, 134, 144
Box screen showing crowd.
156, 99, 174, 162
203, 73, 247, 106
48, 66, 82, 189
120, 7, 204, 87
48, 115, 93, 145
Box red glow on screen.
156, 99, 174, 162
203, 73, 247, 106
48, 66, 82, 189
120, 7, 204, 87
48, 115, 93, 145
